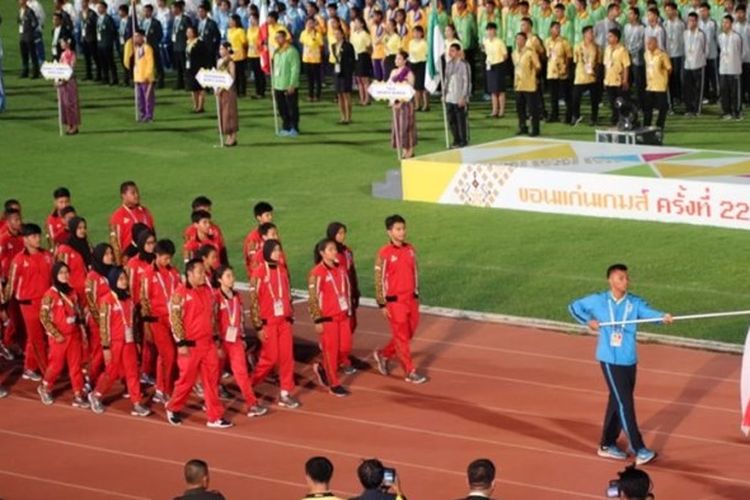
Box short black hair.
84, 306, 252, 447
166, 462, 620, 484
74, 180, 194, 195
687, 11, 698, 18
196, 244, 218, 260
60, 206, 77, 217
3, 199, 20, 211
184, 459, 209, 486
53, 187, 71, 199
450, 42, 462, 51
487, 22, 497, 30
516, 31, 528, 40
155, 239, 176, 256
21, 223, 42, 236
664, 1, 677, 8
385, 214, 406, 230
144, 4, 153, 10
259, 222, 277, 237
414, 25, 424, 34
185, 258, 204, 275
609, 27, 621, 40
4, 208, 20, 218
647, 7, 659, 16
191, 210, 211, 224
521, 16, 533, 26
724, 14, 734, 22
254, 201, 274, 218
607, 263, 628, 277
120, 181, 138, 195
608, 3, 619, 12
467, 459, 496, 489
700, 2, 710, 10
305, 456, 334, 484
554, 3, 565, 10
737, 5, 746, 13
582, 25, 594, 34
618, 465, 652, 498
357, 459, 385, 489
632, 7, 641, 17
192, 196, 213, 210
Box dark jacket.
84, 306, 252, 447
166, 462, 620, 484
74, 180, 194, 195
97, 13, 117, 49
173, 487, 226, 500
51, 24, 74, 60
334, 40, 356, 79
173, 13, 192, 52
187, 38, 212, 75
18, 6, 39, 43
144, 17, 163, 48
351, 490, 400, 500
81, 9, 98, 43
198, 17, 220, 56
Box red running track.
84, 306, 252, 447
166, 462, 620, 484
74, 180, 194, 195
0, 304, 748, 499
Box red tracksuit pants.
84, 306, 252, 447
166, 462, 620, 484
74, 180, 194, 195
379, 299, 420, 375
223, 339, 257, 405
139, 314, 156, 378
94, 340, 142, 403
86, 317, 105, 386
44, 334, 85, 393
20, 300, 47, 372
150, 317, 176, 396
319, 315, 352, 387
167, 340, 223, 422
250, 320, 295, 393
2, 300, 24, 346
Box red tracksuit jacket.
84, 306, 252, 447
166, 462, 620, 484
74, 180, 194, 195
307, 262, 351, 323
109, 204, 155, 258
45, 212, 68, 248
141, 264, 180, 320
0, 230, 24, 283
374, 242, 419, 306
215, 289, 244, 342
170, 283, 216, 345
183, 235, 222, 262
55, 244, 88, 295
40, 286, 82, 339
5, 250, 55, 303
98, 292, 135, 346
84, 271, 111, 320
248, 263, 293, 329
126, 256, 152, 305
243, 228, 263, 277
184, 223, 226, 254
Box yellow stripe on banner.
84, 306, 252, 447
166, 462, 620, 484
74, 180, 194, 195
402, 159, 460, 202
493, 143, 577, 162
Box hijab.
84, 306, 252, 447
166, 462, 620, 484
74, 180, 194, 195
134, 227, 156, 264
92, 243, 114, 278
66, 216, 93, 267
124, 222, 151, 259
52, 261, 73, 295
107, 267, 130, 301
326, 221, 347, 253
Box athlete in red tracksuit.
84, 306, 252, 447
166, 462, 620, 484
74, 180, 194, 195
37, 262, 89, 408
214, 265, 268, 417
109, 181, 155, 265
183, 210, 224, 264
249, 239, 301, 409
54, 217, 93, 304
45, 187, 72, 250
373, 215, 427, 384
126, 229, 157, 385
165, 259, 232, 428
0, 208, 25, 353
88, 266, 151, 417
243, 201, 274, 279
183, 197, 228, 265
326, 222, 361, 336
141, 239, 180, 402
4, 224, 54, 380
308, 239, 353, 397
84, 244, 115, 389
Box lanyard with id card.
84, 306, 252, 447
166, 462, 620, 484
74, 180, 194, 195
607, 298, 630, 348
223, 294, 239, 342
55, 287, 78, 327
266, 264, 286, 317
115, 294, 135, 343
327, 268, 349, 313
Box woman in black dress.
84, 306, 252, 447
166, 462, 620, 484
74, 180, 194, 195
332, 26, 355, 124
185, 26, 211, 113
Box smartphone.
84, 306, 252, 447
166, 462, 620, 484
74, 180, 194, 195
382, 468, 397, 486
606, 480, 620, 498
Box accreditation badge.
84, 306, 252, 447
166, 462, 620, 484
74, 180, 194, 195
273, 299, 285, 317
66, 316, 77, 325
125, 327, 134, 343
338, 296, 349, 312
335, 63, 341, 74
610, 330, 623, 348
225, 326, 238, 342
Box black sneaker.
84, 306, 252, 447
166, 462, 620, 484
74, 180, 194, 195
0, 342, 14, 361
405, 371, 428, 384
166, 410, 182, 426
131, 404, 151, 417
278, 393, 301, 409
341, 365, 357, 376
206, 418, 233, 429
313, 362, 329, 387
329, 385, 350, 398
0, 386, 8, 398
218, 385, 233, 400
247, 404, 269, 418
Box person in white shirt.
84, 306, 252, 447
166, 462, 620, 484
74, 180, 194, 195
644, 7, 666, 50
625, 6, 646, 103
734, 5, 750, 105
683, 12, 707, 115
699, 2, 719, 101
664, 2, 685, 109
718, 14, 743, 119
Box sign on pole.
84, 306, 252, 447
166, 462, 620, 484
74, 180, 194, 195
196, 69, 235, 147
40, 62, 73, 81
368, 82, 416, 102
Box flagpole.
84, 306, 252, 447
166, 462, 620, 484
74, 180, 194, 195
132, 0, 139, 122
216, 91, 224, 147
430, 0, 450, 149
270, 50, 280, 135
598, 310, 750, 328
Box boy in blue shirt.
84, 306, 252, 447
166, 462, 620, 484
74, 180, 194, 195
569, 263, 672, 465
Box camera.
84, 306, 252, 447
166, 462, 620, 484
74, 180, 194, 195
606, 479, 620, 498
382, 467, 397, 487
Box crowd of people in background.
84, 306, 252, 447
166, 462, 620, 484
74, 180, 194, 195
3, 0, 748, 150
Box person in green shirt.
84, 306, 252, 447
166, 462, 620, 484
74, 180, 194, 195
452, 0, 478, 87
573, 0, 594, 46
588, 0, 607, 23
535, 0, 556, 41
479, 0, 502, 42
554, 2, 575, 42
504, 0, 522, 48
272, 30, 301, 137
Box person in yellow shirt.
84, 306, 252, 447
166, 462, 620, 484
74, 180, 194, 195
371, 10, 387, 81
227, 15, 248, 97
602, 27, 631, 125
483, 22, 508, 118
406, 0, 427, 31
133, 30, 156, 122
408, 25, 429, 111
545, 21, 573, 122
520, 16, 548, 119
267, 12, 287, 52
300, 17, 325, 101
246, 12, 265, 98
384, 19, 402, 78
512, 32, 542, 136
350, 17, 374, 106
395, 8, 411, 51
571, 25, 601, 126
643, 35, 672, 129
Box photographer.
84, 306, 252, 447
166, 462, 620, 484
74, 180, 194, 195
611, 465, 654, 500
351, 459, 407, 500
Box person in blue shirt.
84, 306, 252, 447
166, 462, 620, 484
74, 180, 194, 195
569, 263, 672, 466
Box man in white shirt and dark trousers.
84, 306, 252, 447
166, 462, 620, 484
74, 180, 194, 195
444, 43, 472, 148
699, 3, 719, 102
683, 12, 707, 115
664, 3, 686, 110
719, 15, 743, 119
734, 5, 750, 105
625, 7, 646, 105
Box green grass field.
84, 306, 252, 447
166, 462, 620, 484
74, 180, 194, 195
2, 5, 750, 344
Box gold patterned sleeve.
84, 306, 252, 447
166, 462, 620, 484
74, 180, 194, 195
307, 272, 324, 323
40, 294, 64, 341
140, 273, 152, 317
170, 293, 186, 342
109, 223, 122, 265
374, 252, 386, 307
2, 262, 18, 305
248, 276, 263, 330
99, 301, 112, 348
84, 277, 99, 318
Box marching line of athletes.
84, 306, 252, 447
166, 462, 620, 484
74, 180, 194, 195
0, 183, 427, 428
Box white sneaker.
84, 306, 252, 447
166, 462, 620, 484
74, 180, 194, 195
206, 418, 233, 429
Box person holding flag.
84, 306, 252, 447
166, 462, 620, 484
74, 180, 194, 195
569, 263, 672, 465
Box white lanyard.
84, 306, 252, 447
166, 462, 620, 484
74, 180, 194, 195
123, 204, 146, 225
222, 292, 239, 327
265, 262, 284, 301
326, 266, 347, 298
53, 287, 77, 314
155, 268, 175, 301
608, 296, 630, 332
113, 293, 133, 329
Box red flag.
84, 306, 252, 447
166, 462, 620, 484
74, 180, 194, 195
260, 23, 270, 75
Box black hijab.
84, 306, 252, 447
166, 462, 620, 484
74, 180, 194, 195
107, 267, 130, 300
52, 261, 73, 295
134, 227, 155, 264
124, 222, 150, 259
326, 221, 347, 253
66, 216, 93, 267
92, 243, 114, 278
262, 239, 281, 268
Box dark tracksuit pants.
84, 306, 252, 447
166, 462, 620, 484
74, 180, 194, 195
248, 57, 265, 96
548, 78, 572, 122
605, 86, 626, 125
644, 91, 668, 128
600, 362, 645, 451
572, 83, 601, 123
705, 57, 719, 100
683, 67, 704, 114
446, 102, 468, 146
275, 89, 299, 131
516, 91, 540, 134
668, 56, 683, 107
720, 74, 741, 117
742, 63, 750, 105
